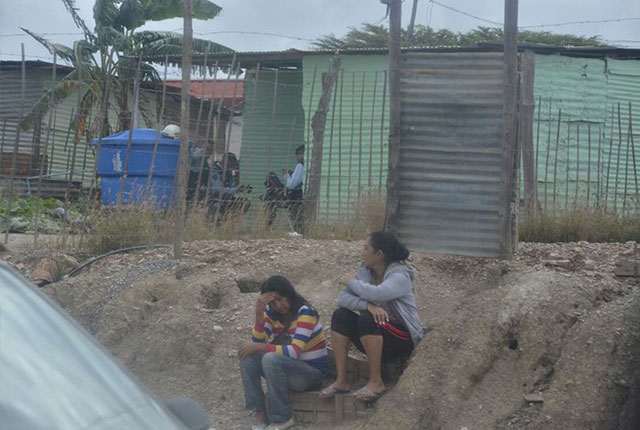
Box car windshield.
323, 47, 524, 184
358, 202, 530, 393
0, 263, 185, 430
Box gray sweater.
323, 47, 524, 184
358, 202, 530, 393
337, 262, 424, 346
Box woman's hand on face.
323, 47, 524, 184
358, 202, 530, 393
366, 303, 389, 325
255, 292, 276, 317
238, 342, 265, 359
338, 274, 354, 286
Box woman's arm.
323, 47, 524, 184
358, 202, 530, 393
285, 163, 304, 189
264, 306, 320, 359
347, 272, 412, 302
251, 292, 276, 343
337, 289, 368, 311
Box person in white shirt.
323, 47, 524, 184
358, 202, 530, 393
281, 145, 305, 233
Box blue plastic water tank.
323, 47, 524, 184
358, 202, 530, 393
92, 129, 189, 209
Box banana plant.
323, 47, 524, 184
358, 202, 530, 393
21, 0, 233, 137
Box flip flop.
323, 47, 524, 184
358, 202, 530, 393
354, 386, 386, 402
318, 383, 350, 398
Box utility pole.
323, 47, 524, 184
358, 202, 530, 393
383, 0, 401, 233
499, 0, 519, 259
175, 0, 193, 258
408, 0, 419, 45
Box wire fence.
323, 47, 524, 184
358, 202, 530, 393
0, 49, 389, 251
2, 46, 638, 252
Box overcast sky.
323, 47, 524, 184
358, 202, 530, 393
1, 0, 639, 72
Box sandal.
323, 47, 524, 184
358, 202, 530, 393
319, 383, 350, 398
354, 386, 386, 402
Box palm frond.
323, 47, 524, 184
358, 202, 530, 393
134, 31, 234, 57
117, 0, 147, 31
20, 28, 76, 63
61, 0, 97, 44
93, 0, 122, 30
95, 25, 129, 52
144, 0, 222, 22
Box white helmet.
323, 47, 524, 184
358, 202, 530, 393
161, 124, 181, 139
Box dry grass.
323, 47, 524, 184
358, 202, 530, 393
305, 193, 387, 240
78, 193, 387, 256
519, 206, 640, 243
83, 205, 157, 254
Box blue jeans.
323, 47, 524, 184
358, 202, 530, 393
240, 352, 324, 422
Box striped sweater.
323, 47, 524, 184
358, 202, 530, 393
252, 304, 329, 374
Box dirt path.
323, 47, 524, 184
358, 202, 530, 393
4, 237, 639, 429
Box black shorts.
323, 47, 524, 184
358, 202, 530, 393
330, 307, 414, 362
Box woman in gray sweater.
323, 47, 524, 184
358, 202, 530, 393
320, 231, 423, 401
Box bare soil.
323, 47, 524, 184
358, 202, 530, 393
2, 237, 639, 429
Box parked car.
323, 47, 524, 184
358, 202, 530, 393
0, 261, 210, 430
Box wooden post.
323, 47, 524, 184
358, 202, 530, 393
357, 71, 366, 202
543, 102, 553, 212
348, 71, 355, 216
325, 72, 339, 221
384, 0, 402, 233
622, 111, 631, 214
379, 70, 388, 194
0, 119, 6, 175
519, 50, 536, 217
194, 48, 209, 138
369, 71, 378, 189
565, 118, 571, 211
596, 124, 602, 208
146, 55, 170, 195
575, 123, 580, 209
499, 0, 519, 259
213, 55, 236, 157
337, 69, 344, 217
61, 45, 88, 249
5, 44, 26, 245
195, 61, 219, 206
604, 107, 614, 211
305, 55, 342, 228
241, 61, 259, 176
628, 102, 639, 205
118, 55, 143, 205
304, 65, 318, 195
586, 122, 592, 207
214, 63, 242, 224
34, 52, 57, 245
613, 103, 623, 214
267, 68, 279, 171
552, 110, 561, 213
174, 0, 193, 259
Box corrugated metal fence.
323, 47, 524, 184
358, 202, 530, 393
396, 52, 509, 257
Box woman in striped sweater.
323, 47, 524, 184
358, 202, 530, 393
238, 275, 328, 430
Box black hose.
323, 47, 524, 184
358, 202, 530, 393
65, 244, 172, 278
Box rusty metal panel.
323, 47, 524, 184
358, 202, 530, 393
398, 52, 506, 257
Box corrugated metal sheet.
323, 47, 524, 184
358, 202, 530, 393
531, 55, 640, 213
532, 54, 607, 210
239, 69, 305, 212
0, 64, 96, 188
397, 52, 506, 257
603, 59, 640, 212
302, 55, 390, 220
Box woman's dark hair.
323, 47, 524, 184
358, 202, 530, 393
261, 275, 311, 318
369, 230, 410, 263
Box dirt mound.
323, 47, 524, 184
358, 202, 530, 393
42, 240, 640, 430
